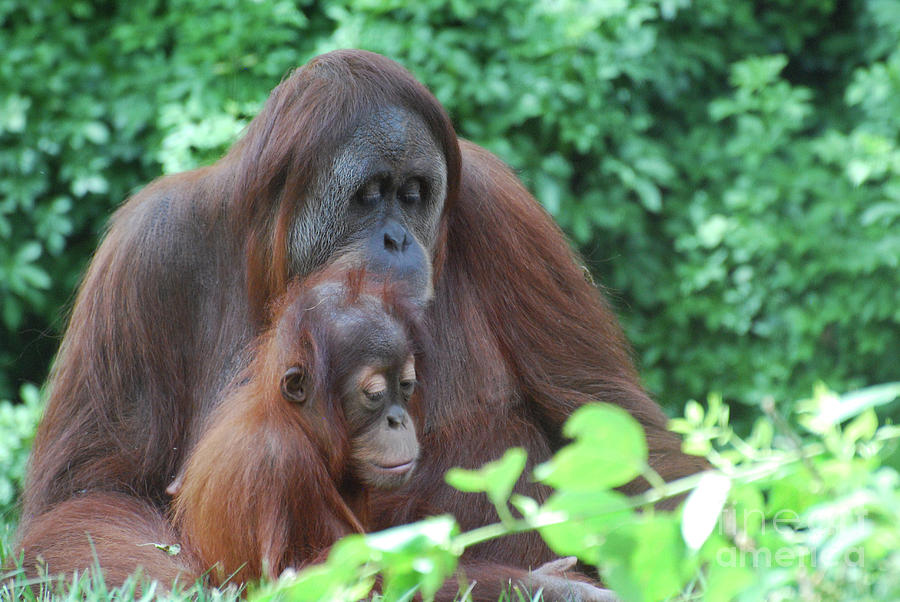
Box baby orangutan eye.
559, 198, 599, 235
399, 356, 416, 399
364, 389, 385, 404
359, 370, 387, 406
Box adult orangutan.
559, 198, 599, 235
14, 49, 706, 596
172, 267, 425, 585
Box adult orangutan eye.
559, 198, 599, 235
399, 179, 421, 205
357, 179, 382, 207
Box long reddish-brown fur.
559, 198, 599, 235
171, 270, 425, 585
14, 50, 457, 587
370, 141, 708, 597
13, 49, 706, 596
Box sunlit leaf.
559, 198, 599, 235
536, 404, 647, 490
538, 490, 632, 565
681, 472, 730, 551
800, 383, 900, 433
446, 447, 526, 508
599, 515, 692, 602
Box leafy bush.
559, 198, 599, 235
0, 384, 42, 522
240, 382, 900, 601
1, 0, 897, 414
321, 0, 900, 409
2, 383, 898, 600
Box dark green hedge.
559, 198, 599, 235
2, 0, 898, 413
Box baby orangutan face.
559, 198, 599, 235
343, 353, 419, 489
277, 278, 423, 490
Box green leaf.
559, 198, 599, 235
365, 515, 458, 554
509, 493, 540, 519
684, 399, 705, 425
681, 472, 730, 551
800, 382, 900, 433
15, 241, 42, 264
535, 441, 643, 490
847, 159, 871, 185
731, 54, 788, 92
599, 515, 692, 602
632, 178, 662, 212
697, 215, 731, 249
2, 298, 23, 330
445, 447, 526, 508
367, 516, 459, 601
702, 561, 755, 602
843, 408, 878, 446
268, 562, 374, 602
538, 490, 632, 565
18, 265, 51, 289
0, 94, 30, 134
766, 465, 817, 516
728, 483, 766, 538
82, 121, 110, 145
327, 534, 375, 571
562, 404, 646, 449
535, 404, 647, 490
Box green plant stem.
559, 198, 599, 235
453, 443, 837, 552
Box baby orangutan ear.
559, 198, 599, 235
280, 366, 308, 403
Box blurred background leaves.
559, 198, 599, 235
1, 0, 897, 415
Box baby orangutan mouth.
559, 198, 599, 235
369, 457, 417, 481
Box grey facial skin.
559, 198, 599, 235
288, 106, 448, 302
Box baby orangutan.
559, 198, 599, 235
171, 267, 425, 584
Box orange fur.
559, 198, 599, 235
172, 269, 426, 585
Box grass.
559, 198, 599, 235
0, 520, 547, 602
0, 521, 245, 602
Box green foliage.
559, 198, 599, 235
0, 3, 893, 409
446, 447, 526, 523
673, 382, 900, 601
534, 405, 695, 602
0, 384, 42, 521
2, 386, 898, 600
247, 384, 900, 602
253, 517, 459, 602
534, 404, 648, 490
316, 0, 900, 408
1, 0, 896, 413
